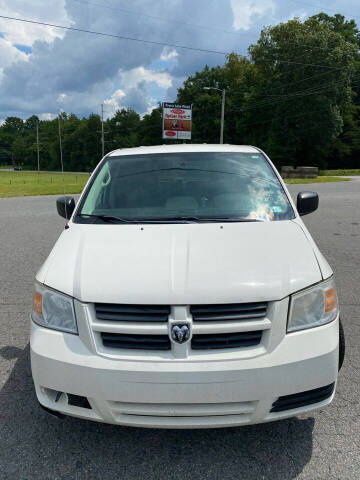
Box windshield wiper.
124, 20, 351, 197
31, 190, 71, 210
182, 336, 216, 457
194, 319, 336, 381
76, 214, 138, 223
134, 216, 265, 223
194, 217, 265, 223
76, 214, 265, 224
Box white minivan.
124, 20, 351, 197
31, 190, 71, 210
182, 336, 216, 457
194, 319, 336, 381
30, 144, 344, 428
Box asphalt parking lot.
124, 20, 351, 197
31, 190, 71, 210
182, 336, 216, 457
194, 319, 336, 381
0, 180, 359, 480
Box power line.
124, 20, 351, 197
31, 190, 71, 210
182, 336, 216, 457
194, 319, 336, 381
267, 70, 333, 92
240, 74, 360, 111
71, 0, 357, 53
290, 0, 360, 24
70, 0, 245, 38
239, 107, 329, 129
0, 14, 229, 56
0, 15, 350, 70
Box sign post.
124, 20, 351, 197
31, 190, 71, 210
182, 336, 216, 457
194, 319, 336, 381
162, 103, 192, 140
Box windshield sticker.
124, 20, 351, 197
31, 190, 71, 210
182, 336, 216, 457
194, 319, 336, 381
247, 206, 274, 222
272, 206, 283, 213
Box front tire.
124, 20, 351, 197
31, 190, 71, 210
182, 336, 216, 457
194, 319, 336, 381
339, 319, 345, 371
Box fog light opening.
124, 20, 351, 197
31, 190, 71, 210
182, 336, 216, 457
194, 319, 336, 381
67, 393, 92, 409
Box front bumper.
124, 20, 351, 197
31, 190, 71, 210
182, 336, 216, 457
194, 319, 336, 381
30, 317, 339, 428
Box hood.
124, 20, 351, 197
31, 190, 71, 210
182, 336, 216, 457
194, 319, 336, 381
38, 220, 322, 304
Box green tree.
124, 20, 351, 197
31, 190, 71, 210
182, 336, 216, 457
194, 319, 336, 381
106, 109, 141, 150
246, 17, 358, 167
138, 107, 163, 145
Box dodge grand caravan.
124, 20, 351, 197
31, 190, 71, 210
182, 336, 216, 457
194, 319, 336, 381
30, 144, 344, 428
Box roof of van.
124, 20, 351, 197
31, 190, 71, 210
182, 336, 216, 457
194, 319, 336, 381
108, 144, 260, 156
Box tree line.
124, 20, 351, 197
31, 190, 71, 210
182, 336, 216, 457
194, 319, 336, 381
1, 12, 360, 172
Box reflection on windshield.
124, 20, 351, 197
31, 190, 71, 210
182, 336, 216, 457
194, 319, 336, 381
76, 152, 294, 223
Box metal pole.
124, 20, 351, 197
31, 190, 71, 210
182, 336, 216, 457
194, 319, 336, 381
220, 89, 225, 144
36, 121, 40, 173
101, 103, 105, 157
58, 115, 64, 174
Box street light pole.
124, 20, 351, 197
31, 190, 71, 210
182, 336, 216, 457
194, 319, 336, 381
101, 103, 105, 158
204, 86, 226, 144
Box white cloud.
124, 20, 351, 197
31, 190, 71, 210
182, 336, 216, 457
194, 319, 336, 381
101, 67, 173, 117
2, 0, 343, 120
160, 48, 179, 61
57, 93, 67, 103
103, 89, 126, 116
0, 0, 71, 46
0, 0, 70, 97
121, 67, 173, 90
39, 113, 56, 120
0, 36, 28, 84
230, 0, 275, 31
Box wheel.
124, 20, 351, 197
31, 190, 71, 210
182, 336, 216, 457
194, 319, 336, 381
339, 319, 345, 371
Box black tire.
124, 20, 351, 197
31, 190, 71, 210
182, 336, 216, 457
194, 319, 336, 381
339, 319, 345, 371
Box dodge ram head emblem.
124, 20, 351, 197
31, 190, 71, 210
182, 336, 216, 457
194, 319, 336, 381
171, 323, 191, 344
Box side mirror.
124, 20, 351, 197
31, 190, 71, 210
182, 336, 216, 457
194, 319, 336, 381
297, 191, 319, 216
56, 196, 75, 219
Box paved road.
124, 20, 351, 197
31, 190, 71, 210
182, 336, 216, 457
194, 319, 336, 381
0, 180, 359, 480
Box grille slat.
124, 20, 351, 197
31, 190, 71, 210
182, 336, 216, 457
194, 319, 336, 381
270, 383, 335, 412
191, 303, 267, 321
101, 332, 171, 350
95, 304, 170, 322
192, 331, 262, 350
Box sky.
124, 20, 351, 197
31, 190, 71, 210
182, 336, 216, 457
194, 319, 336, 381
0, 0, 360, 121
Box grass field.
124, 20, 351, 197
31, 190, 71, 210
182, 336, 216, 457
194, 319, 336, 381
284, 176, 350, 184
0, 170, 352, 197
319, 169, 360, 176
0, 171, 89, 198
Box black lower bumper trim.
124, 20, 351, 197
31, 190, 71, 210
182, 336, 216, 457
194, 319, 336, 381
271, 382, 335, 413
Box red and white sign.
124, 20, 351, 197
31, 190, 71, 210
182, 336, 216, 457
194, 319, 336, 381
162, 102, 192, 140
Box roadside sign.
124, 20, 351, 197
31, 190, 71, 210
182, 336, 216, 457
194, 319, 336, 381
162, 102, 192, 140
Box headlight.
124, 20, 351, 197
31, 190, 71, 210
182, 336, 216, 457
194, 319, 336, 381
287, 278, 338, 332
32, 283, 78, 334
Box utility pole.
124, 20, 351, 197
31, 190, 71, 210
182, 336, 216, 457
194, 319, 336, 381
36, 121, 40, 173
101, 103, 105, 158
203, 86, 226, 144
220, 88, 225, 145
58, 115, 64, 174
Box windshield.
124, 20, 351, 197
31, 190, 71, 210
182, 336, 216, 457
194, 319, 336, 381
75, 152, 294, 223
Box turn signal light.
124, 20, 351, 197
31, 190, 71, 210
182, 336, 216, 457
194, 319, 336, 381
33, 291, 43, 315
325, 287, 337, 314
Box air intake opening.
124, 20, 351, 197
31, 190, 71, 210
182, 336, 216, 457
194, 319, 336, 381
270, 383, 335, 413
101, 332, 171, 350
192, 331, 262, 350
95, 304, 170, 322
67, 394, 92, 409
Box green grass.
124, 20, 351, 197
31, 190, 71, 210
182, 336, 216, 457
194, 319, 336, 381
319, 169, 360, 176
0, 170, 352, 198
0, 165, 13, 170
284, 176, 351, 184
0, 171, 89, 197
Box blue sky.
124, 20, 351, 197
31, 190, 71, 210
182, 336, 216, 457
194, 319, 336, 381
0, 0, 360, 120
